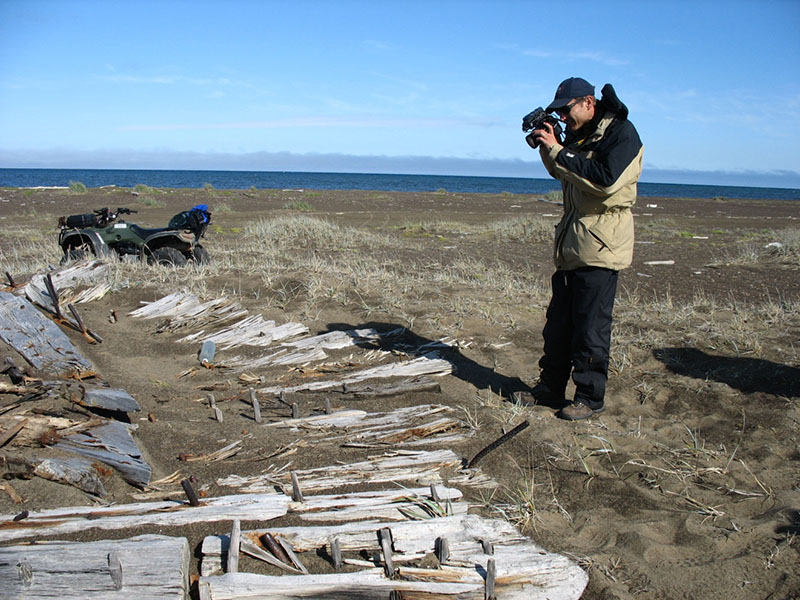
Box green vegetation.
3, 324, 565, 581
542, 190, 562, 203
283, 200, 314, 212
134, 184, 156, 195
68, 180, 88, 194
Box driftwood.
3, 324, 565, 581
19, 260, 110, 313
0, 412, 78, 447
289, 486, 466, 523
76, 384, 141, 413
262, 404, 471, 448
127, 291, 206, 319
54, 418, 151, 487
0, 491, 291, 543
226, 346, 327, 370
258, 353, 453, 396
0, 454, 112, 496
0, 291, 93, 375
198, 514, 587, 600
33, 455, 108, 496
200, 488, 466, 576
218, 449, 462, 495
0, 534, 190, 599
281, 327, 404, 352
177, 314, 309, 350
340, 375, 441, 398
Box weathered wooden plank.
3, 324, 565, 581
341, 375, 441, 397
289, 486, 466, 523
0, 291, 93, 374
258, 353, 453, 396
78, 385, 141, 413
201, 499, 473, 577
0, 492, 290, 543
199, 536, 588, 600
0, 534, 190, 599
266, 404, 472, 448
54, 418, 151, 487
218, 449, 461, 495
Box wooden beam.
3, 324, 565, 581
0, 491, 290, 543
0, 534, 189, 599
0, 292, 93, 375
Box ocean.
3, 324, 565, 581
1, 168, 798, 201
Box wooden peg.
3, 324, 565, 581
379, 527, 395, 578
330, 537, 343, 570
436, 536, 450, 564
481, 539, 494, 555
250, 388, 262, 423
485, 558, 496, 600
227, 519, 240, 573
324, 398, 332, 415
291, 403, 299, 419
44, 273, 62, 320
290, 472, 304, 502
108, 550, 123, 590
429, 483, 441, 503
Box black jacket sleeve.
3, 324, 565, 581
555, 119, 642, 188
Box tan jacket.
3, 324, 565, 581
540, 110, 644, 271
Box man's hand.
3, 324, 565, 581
534, 122, 558, 151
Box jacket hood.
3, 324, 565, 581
598, 83, 628, 120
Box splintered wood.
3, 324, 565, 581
258, 353, 453, 395
20, 260, 111, 314
218, 449, 462, 494
262, 403, 473, 448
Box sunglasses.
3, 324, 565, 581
555, 98, 583, 117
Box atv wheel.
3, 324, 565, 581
192, 245, 211, 265
147, 247, 188, 267
60, 248, 89, 265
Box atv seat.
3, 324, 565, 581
128, 224, 174, 238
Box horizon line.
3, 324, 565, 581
1, 149, 799, 190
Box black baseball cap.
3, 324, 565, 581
546, 77, 595, 112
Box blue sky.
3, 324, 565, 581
1, 0, 799, 187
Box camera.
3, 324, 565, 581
522, 107, 563, 149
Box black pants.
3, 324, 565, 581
538, 267, 619, 409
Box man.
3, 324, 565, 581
517, 77, 643, 420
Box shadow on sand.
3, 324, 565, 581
326, 321, 538, 401
653, 347, 800, 398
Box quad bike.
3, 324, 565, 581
58, 205, 212, 266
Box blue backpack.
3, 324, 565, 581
168, 204, 212, 233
